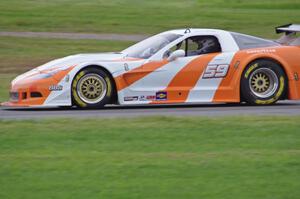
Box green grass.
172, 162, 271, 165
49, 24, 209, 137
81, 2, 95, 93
0, 116, 299, 199
0, 74, 15, 103
0, 0, 300, 37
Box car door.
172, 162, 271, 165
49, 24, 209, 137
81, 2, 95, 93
141, 35, 231, 103
119, 40, 192, 103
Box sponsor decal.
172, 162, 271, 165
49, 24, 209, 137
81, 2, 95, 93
245, 63, 258, 78
124, 96, 138, 101
124, 63, 129, 71
156, 91, 167, 101
246, 49, 276, 54
146, 95, 156, 100
139, 95, 156, 101
49, 85, 63, 91
139, 96, 147, 101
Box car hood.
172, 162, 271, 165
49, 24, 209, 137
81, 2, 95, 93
12, 52, 128, 84
37, 52, 127, 72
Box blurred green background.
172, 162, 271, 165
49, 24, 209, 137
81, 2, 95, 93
1, 0, 300, 36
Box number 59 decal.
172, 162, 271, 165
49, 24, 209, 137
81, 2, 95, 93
203, 64, 229, 78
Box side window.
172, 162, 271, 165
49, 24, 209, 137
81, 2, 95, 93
163, 41, 186, 58
186, 36, 221, 56
163, 35, 221, 59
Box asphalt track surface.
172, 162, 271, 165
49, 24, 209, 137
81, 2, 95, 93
0, 31, 148, 41
0, 101, 300, 120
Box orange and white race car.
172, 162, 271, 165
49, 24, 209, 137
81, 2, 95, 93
2, 24, 300, 108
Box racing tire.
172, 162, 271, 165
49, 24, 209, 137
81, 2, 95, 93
71, 68, 113, 108
241, 60, 287, 105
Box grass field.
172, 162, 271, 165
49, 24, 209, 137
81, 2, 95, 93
0, 116, 300, 199
0, 0, 300, 37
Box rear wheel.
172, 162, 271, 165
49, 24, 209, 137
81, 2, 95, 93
241, 60, 287, 105
72, 68, 113, 108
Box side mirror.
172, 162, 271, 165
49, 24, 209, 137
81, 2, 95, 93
167, 50, 185, 61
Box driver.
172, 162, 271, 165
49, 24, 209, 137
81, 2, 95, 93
188, 37, 221, 56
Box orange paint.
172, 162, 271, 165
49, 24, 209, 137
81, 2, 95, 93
152, 53, 219, 104
213, 46, 300, 102
115, 60, 168, 91
4, 66, 75, 107
213, 52, 246, 102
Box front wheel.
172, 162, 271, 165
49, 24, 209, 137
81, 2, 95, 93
72, 68, 113, 108
241, 60, 287, 105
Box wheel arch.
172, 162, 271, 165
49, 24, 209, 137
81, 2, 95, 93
213, 51, 299, 103
239, 56, 290, 101
71, 64, 119, 105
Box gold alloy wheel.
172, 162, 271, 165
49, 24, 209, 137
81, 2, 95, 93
249, 68, 279, 98
76, 73, 107, 104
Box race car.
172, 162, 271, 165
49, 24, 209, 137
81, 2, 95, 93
2, 24, 300, 108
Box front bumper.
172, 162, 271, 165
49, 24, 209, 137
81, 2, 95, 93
1, 67, 74, 108
1, 78, 57, 107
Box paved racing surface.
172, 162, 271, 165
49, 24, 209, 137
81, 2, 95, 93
0, 31, 148, 41
0, 101, 300, 119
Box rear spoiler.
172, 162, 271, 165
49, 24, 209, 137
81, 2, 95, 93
275, 24, 300, 46
276, 24, 300, 35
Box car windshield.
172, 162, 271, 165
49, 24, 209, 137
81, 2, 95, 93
122, 33, 182, 59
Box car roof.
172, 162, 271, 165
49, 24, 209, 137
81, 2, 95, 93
163, 28, 229, 35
